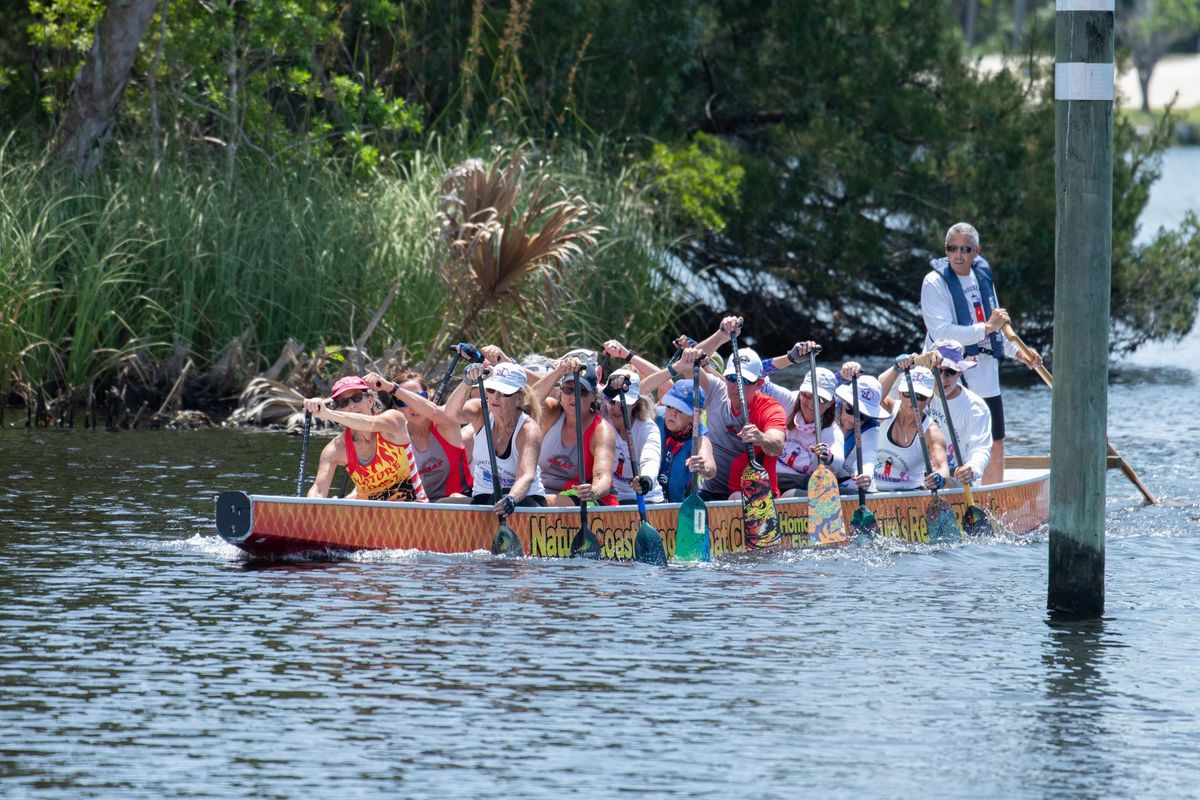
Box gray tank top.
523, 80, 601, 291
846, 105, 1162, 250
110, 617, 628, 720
537, 410, 582, 492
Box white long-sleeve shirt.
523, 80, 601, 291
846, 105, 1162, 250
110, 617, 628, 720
920, 268, 1018, 398
612, 416, 664, 503
924, 385, 992, 483
757, 380, 844, 481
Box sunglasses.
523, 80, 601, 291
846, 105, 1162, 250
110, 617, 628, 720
724, 375, 753, 385
939, 367, 960, 377
559, 383, 593, 395
945, 244, 976, 254
333, 391, 367, 409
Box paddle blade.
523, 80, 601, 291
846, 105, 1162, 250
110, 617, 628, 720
962, 504, 995, 538
850, 505, 879, 541
806, 465, 849, 546
490, 522, 523, 557
570, 525, 602, 559
925, 495, 961, 544
634, 521, 667, 567
741, 465, 780, 549
675, 492, 710, 562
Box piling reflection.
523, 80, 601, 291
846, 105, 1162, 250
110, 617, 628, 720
1034, 614, 1124, 795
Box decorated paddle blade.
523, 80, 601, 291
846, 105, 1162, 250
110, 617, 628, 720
675, 492, 710, 562
962, 504, 995, 537
491, 523, 523, 557
925, 496, 961, 544
570, 526, 602, 559
634, 521, 667, 566
850, 505, 879, 540
807, 466, 849, 546
741, 464, 780, 549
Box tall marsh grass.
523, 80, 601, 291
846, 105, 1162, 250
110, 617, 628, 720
0, 137, 681, 410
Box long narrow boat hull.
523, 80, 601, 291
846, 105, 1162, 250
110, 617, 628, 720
215, 468, 1049, 560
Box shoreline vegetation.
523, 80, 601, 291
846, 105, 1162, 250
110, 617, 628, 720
3, 1, 1200, 430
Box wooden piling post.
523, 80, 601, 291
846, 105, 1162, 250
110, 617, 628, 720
1049, 0, 1114, 615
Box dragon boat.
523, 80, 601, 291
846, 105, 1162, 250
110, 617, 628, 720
213, 457, 1049, 560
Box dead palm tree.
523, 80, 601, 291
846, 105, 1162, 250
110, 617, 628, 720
426, 150, 603, 368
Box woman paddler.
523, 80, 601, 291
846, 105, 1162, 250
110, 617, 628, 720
653, 349, 716, 502
529, 355, 618, 507
600, 368, 665, 504
872, 361, 951, 492
445, 360, 548, 514
363, 370, 472, 501
302, 376, 428, 501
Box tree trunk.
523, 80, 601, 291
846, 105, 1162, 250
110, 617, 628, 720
1013, 0, 1028, 49
1138, 67, 1152, 113
50, 0, 158, 179
964, 0, 978, 47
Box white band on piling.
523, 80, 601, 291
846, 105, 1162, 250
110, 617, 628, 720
1055, 62, 1114, 101
1055, 0, 1114, 10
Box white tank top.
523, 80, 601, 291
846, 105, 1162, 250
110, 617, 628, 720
873, 414, 934, 491
470, 412, 546, 498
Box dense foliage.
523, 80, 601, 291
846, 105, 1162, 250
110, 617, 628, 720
0, 0, 1197, 408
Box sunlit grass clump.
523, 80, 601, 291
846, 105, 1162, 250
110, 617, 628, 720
0, 136, 680, 415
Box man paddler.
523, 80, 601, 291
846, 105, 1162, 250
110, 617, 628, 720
920, 222, 1042, 484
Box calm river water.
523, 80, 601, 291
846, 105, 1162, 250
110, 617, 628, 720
2, 150, 1198, 799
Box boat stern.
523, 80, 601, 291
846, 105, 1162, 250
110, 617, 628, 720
215, 491, 253, 544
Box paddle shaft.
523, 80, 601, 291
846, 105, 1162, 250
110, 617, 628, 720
806, 347, 826, 466
932, 367, 977, 506
296, 411, 312, 496
1001, 323, 1156, 504
433, 350, 464, 404
476, 375, 509, 522
573, 367, 588, 531
901, 367, 939, 490
689, 364, 702, 494
617, 384, 637, 489
851, 376, 868, 507
729, 332, 758, 466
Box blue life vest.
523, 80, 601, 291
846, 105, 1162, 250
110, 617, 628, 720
656, 411, 704, 502
930, 256, 1006, 360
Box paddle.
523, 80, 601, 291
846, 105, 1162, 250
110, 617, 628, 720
296, 410, 312, 496
932, 368, 994, 537
1001, 323, 1157, 505
569, 365, 602, 558
729, 331, 780, 550
475, 366, 522, 557
847, 375, 880, 540
674, 359, 710, 562
802, 347, 848, 546
901, 367, 960, 544
611, 376, 666, 565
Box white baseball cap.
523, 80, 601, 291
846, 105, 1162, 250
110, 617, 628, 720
899, 366, 936, 398
835, 375, 889, 419
482, 362, 527, 396
603, 369, 641, 406
723, 347, 763, 383
799, 367, 837, 402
